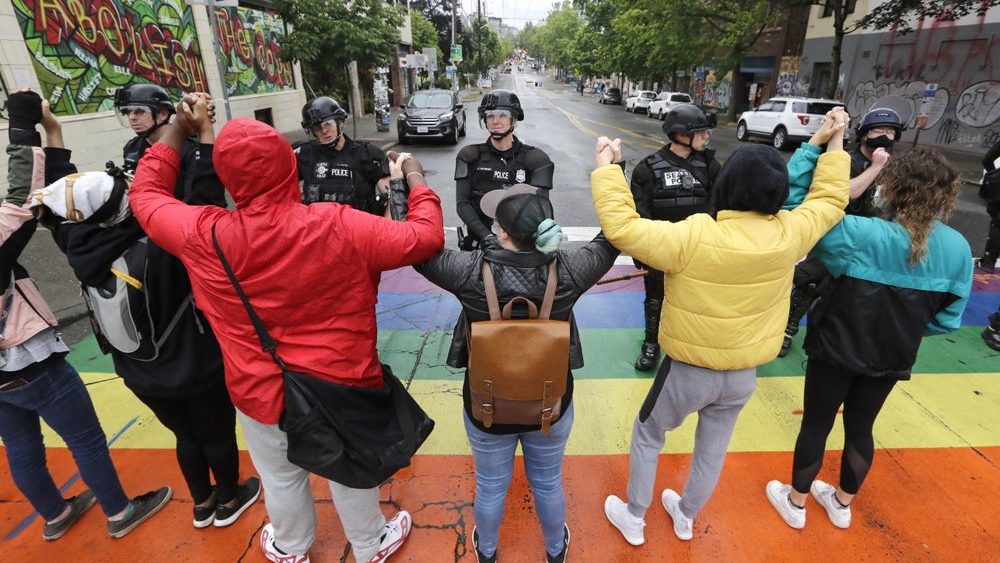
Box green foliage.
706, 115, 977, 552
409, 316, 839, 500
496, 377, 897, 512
534, 3, 584, 72
463, 17, 504, 77
518, 22, 540, 55
274, 0, 404, 95
410, 11, 439, 52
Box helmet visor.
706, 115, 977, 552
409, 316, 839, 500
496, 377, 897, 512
484, 109, 512, 120
116, 105, 154, 129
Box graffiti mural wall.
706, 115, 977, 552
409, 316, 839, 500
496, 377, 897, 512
801, 15, 1000, 151
11, 0, 207, 115
213, 6, 294, 96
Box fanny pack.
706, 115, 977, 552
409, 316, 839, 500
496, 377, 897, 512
212, 225, 434, 488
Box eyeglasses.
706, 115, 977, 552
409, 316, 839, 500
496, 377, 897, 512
693, 129, 712, 137
485, 109, 512, 120
118, 106, 151, 117
867, 127, 897, 139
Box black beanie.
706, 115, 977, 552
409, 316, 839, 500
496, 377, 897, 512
710, 144, 789, 216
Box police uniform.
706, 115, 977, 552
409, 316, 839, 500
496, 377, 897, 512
455, 136, 554, 242
123, 135, 204, 201
846, 146, 878, 217
294, 134, 390, 214
630, 144, 721, 365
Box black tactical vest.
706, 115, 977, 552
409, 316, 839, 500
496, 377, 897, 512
299, 141, 373, 209
470, 146, 533, 199
647, 151, 711, 221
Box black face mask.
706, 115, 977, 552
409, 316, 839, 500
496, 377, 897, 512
864, 135, 895, 153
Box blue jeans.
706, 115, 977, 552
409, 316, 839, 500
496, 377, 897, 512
0, 358, 129, 520
463, 403, 574, 558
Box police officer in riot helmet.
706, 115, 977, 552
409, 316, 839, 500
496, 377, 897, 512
630, 103, 721, 371
116, 83, 203, 173
295, 96, 391, 214
455, 89, 554, 250
778, 106, 897, 357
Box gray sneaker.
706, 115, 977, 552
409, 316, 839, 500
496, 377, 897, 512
42, 490, 97, 541
108, 487, 172, 538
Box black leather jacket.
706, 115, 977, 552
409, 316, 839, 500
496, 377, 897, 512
414, 234, 618, 434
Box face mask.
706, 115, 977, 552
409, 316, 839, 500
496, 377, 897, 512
490, 223, 498, 236
864, 135, 894, 152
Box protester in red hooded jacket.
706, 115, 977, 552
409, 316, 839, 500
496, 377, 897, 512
129, 95, 444, 563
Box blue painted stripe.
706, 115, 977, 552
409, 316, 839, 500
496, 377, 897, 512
374, 291, 1000, 331
3, 417, 139, 541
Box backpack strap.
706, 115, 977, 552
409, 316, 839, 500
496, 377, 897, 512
539, 260, 558, 320
481, 261, 502, 321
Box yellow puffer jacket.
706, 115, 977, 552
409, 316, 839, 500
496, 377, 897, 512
591, 151, 850, 370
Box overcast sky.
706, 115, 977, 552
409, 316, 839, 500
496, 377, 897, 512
460, 0, 554, 29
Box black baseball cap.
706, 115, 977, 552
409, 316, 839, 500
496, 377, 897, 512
480, 184, 554, 239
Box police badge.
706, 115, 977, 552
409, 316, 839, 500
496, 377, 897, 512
316, 162, 328, 176
515, 169, 526, 183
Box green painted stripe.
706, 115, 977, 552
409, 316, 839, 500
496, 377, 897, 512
63, 325, 999, 383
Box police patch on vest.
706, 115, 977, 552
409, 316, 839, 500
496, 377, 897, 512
661, 171, 699, 191
515, 169, 526, 183
493, 170, 510, 181
315, 162, 328, 177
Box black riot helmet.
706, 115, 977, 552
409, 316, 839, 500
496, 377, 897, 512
114, 83, 174, 136
301, 96, 348, 130
856, 107, 903, 138
478, 89, 525, 121
662, 104, 712, 145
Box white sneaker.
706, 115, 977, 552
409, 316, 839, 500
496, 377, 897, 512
660, 489, 693, 541
765, 481, 805, 529
604, 495, 645, 546
367, 510, 412, 563
811, 480, 851, 529
260, 523, 311, 563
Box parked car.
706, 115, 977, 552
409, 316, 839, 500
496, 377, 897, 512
646, 91, 693, 120
398, 89, 467, 145
736, 96, 846, 150
625, 90, 657, 113
598, 87, 623, 104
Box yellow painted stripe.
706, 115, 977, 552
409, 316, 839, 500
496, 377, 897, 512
46, 372, 998, 455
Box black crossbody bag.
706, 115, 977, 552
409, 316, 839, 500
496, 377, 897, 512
212, 226, 434, 488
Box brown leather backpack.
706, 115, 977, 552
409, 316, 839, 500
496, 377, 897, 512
468, 259, 570, 434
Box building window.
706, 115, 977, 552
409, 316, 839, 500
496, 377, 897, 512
821, 0, 857, 18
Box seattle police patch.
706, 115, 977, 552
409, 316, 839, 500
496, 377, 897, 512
516, 169, 526, 183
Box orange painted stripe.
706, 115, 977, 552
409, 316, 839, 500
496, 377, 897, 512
2, 448, 997, 561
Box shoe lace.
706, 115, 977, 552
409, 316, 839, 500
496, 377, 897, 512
133, 490, 161, 504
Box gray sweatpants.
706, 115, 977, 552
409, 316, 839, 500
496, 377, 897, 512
237, 410, 386, 562
626, 359, 756, 520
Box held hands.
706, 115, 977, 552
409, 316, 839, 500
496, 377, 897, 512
596, 136, 623, 167
40, 99, 60, 135
176, 92, 216, 136
810, 107, 849, 147
388, 151, 425, 184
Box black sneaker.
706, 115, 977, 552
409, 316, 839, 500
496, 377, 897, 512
213, 477, 261, 528
472, 526, 497, 563
983, 327, 1000, 351
42, 490, 97, 541
778, 334, 793, 358
545, 524, 570, 563
108, 487, 172, 538
979, 256, 996, 274
193, 491, 217, 529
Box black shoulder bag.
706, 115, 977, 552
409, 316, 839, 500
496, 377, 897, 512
211, 225, 434, 488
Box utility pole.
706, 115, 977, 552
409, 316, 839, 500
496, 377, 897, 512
477, 0, 482, 78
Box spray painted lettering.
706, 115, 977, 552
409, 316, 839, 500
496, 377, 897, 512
11, 0, 206, 115
213, 6, 294, 95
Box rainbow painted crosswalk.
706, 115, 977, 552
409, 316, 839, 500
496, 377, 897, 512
1, 265, 998, 562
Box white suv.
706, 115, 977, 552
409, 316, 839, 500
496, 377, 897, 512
736, 97, 845, 150
625, 90, 657, 113
646, 92, 693, 120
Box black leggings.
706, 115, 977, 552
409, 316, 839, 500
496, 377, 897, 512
135, 383, 239, 504
791, 358, 897, 495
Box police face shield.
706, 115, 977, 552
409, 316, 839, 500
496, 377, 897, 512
483, 109, 515, 138
116, 105, 155, 131
311, 119, 341, 144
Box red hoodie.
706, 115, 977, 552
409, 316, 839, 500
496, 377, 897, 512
130, 119, 444, 423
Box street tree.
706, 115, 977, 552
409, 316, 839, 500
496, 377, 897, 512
534, 3, 584, 79
861, 0, 1000, 33
464, 17, 503, 78
274, 0, 404, 102
607, 0, 709, 90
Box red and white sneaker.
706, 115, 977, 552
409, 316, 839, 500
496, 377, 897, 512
260, 523, 311, 563
367, 510, 412, 563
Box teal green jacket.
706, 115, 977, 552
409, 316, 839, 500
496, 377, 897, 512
784, 144, 972, 377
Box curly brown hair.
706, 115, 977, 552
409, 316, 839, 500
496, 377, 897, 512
876, 147, 961, 265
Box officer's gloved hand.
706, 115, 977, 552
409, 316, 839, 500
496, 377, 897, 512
7, 90, 43, 130
482, 234, 502, 251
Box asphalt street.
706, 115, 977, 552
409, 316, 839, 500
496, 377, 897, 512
17, 67, 993, 327
403, 68, 992, 253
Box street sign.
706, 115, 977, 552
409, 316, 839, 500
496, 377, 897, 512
399, 57, 409, 69
446, 65, 456, 79
918, 82, 938, 118
423, 48, 438, 72
450, 44, 463, 63
405, 54, 421, 68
